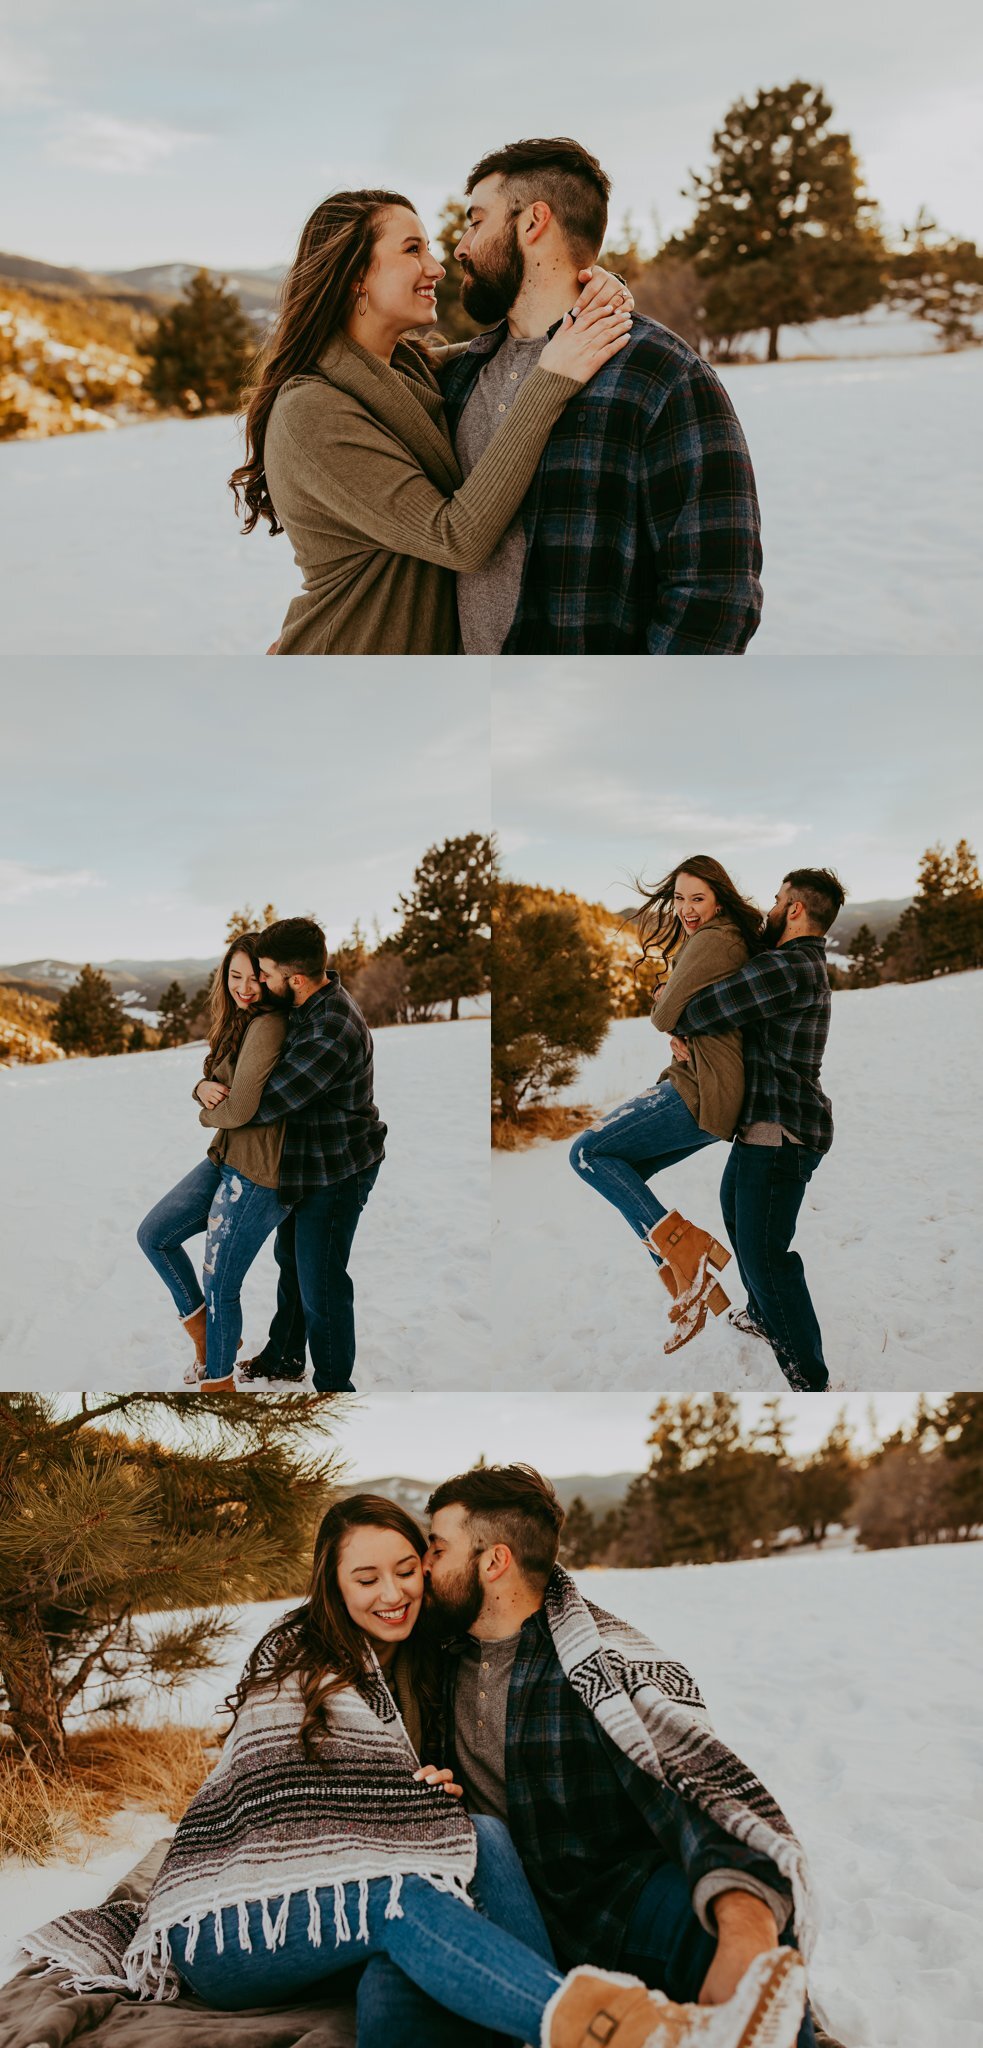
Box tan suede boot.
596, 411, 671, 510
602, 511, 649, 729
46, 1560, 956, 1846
647, 1213, 730, 1354
181, 1305, 207, 1385
541, 1948, 806, 2048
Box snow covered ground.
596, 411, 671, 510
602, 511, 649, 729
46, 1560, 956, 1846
492, 974, 983, 1386
3, 1545, 981, 2048
0, 352, 979, 655
0, 1023, 489, 1387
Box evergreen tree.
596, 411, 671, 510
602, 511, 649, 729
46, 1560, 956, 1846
52, 965, 126, 1057
888, 211, 983, 350
127, 1018, 148, 1052
928, 1393, 983, 1536
227, 904, 278, 943
787, 1412, 856, 1543
492, 880, 613, 1122
157, 980, 191, 1047
147, 270, 255, 416
0, 1393, 349, 1774
397, 833, 494, 1020
679, 81, 884, 359
848, 923, 882, 989
560, 1496, 599, 1569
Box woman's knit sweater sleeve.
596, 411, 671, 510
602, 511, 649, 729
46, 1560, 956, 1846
199, 1013, 287, 1132
274, 365, 581, 574
650, 926, 747, 1032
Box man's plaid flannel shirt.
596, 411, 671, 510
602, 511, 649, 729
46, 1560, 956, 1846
249, 975, 386, 1204
445, 1608, 791, 1970
677, 937, 833, 1153
439, 314, 762, 653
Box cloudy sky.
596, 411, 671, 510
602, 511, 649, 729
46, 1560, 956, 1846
338, 1391, 931, 1478
2, 0, 981, 272
0, 660, 488, 961
494, 659, 982, 909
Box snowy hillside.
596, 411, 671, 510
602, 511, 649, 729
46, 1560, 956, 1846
2, 1545, 980, 2048
492, 973, 983, 1385
0, 351, 979, 655
0, 1024, 489, 1386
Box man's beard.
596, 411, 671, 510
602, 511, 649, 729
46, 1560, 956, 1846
459, 219, 525, 324
765, 905, 789, 944
426, 1555, 484, 1633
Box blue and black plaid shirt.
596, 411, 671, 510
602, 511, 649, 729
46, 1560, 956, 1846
250, 975, 386, 1203
678, 937, 833, 1153
445, 1607, 790, 1970
439, 314, 762, 654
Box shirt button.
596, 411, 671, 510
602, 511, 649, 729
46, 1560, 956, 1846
510, 372, 518, 380
477, 1720, 484, 1728
498, 403, 506, 413
479, 1691, 486, 1699
482, 1662, 489, 1670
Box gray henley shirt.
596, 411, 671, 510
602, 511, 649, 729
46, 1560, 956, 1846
454, 331, 545, 654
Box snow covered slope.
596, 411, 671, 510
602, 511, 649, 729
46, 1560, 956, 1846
2, 1546, 980, 2048
0, 352, 979, 655
492, 974, 983, 1385
0, 1024, 489, 1386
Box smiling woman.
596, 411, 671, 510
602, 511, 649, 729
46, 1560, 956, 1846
229, 187, 632, 654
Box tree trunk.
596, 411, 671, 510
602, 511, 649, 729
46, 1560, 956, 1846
450, 994, 460, 1021
1, 1601, 69, 1773
767, 324, 781, 362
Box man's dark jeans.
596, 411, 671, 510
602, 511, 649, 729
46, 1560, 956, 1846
621, 1863, 816, 2048
258, 1162, 380, 1391
720, 1140, 829, 1389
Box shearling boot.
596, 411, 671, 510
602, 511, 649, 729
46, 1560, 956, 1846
541, 1948, 806, 2048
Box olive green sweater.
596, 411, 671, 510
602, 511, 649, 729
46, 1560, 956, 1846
263, 331, 580, 655
198, 1010, 287, 1190
650, 917, 749, 1140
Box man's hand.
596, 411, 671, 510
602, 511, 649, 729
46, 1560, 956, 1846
413, 1765, 464, 1799
196, 1080, 230, 1110
699, 1892, 779, 2006
669, 1034, 692, 1064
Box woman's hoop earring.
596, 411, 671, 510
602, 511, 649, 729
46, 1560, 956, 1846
355, 287, 368, 317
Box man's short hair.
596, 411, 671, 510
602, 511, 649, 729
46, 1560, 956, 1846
258, 916, 327, 979
465, 137, 610, 265
427, 1463, 565, 1588
782, 869, 847, 934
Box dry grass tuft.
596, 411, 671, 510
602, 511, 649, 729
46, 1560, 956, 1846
492, 1103, 597, 1150
0, 1725, 218, 1866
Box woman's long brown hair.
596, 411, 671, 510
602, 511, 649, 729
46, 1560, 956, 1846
633, 854, 764, 988
202, 931, 267, 1078
230, 189, 416, 535
227, 1495, 443, 1760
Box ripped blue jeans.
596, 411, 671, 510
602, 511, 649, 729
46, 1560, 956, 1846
202, 1163, 290, 1379
569, 1081, 718, 1256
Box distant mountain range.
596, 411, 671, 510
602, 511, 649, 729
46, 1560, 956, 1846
0, 250, 283, 316
0, 956, 221, 1008
828, 897, 912, 952
346, 1472, 639, 1519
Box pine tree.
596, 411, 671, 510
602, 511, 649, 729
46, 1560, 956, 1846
226, 904, 278, 943
396, 833, 495, 1020
147, 270, 255, 416
787, 1413, 856, 1543
127, 1018, 148, 1052
0, 1393, 350, 1774
848, 923, 882, 989
679, 81, 884, 359
492, 881, 613, 1122
52, 965, 126, 1057
157, 980, 191, 1047
888, 211, 983, 350
560, 1496, 599, 1569
433, 200, 484, 342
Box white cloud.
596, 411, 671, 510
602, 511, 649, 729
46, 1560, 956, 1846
48, 114, 204, 175
0, 859, 102, 905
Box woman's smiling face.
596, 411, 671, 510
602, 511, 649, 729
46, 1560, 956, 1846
359, 205, 445, 333
336, 1524, 425, 1657
227, 948, 262, 1010
673, 871, 719, 935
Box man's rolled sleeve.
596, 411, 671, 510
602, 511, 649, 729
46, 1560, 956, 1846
692, 1869, 792, 1938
